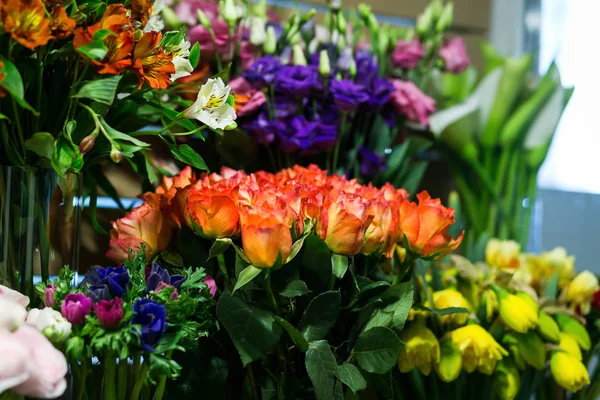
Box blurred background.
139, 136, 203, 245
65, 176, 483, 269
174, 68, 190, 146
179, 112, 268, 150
87, 0, 598, 273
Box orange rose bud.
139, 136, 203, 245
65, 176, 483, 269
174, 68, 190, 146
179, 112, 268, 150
399, 191, 464, 260
179, 184, 240, 238
318, 191, 374, 255
2, 0, 53, 49
131, 31, 175, 89
240, 207, 292, 269
106, 194, 172, 263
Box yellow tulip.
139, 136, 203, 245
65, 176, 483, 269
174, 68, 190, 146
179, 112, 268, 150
550, 351, 590, 392
432, 289, 472, 326
540, 247, 575, 286
398, 323, 440, 375
493, 359, 521, 400
558, 332, 582, 361
565, 270, 599, 315
450, 324, 508, 375
538, 311, 560, 343
485, 239, 520, 270
494, 286, 538, 333
435, 340, 462, 382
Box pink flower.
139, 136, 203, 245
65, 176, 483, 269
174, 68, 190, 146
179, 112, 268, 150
1, 325, 68, 398
94, 298, 124, 329
392, 40, 424, 69
440, 37, 470, 74
175, 0, 219, 25
229, 76, 266, 117
0, 284, 30, 308
187, 19, 238, 60
204, 276, 217, 298
44, 285, 57, 307
155, 281, 180, 300
390, 80, 436, 126
239, 41, 256, 71
61, 293, 92, 325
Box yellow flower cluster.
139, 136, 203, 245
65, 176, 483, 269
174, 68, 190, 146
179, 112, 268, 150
396, 239, 598, 398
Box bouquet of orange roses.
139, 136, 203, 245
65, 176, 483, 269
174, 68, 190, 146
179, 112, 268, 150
105, 164, 464, 399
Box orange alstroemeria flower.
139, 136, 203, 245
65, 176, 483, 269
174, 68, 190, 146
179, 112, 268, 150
131, 31, 175, 89
128, 0, 153, 26
318, 191, 374, 255
50, 6, 76, 39
399, 191, 464, 260
1, 0, 53, 49
0, 61, 7, 98
73, 4, 134, 74
240, 207, 292, 269
177, 183, 240, 238
106, 194, 173, 263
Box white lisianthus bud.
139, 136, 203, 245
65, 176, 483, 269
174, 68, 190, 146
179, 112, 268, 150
292, 44, 307, 65
264, 26, 277, 54
319, 50, 331, 77
222, 0, 238, 27
197, 9, 211, 29
250, 17, 267, 46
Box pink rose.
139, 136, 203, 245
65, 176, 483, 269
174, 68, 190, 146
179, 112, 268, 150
392, 40, 424, 69
204, 276, 217, 298
439, 37, 470, 74
0, 284, 30, 308
175, 0, 219, 25
229, 76, 266, 117
390, 80, 436, 126
107, 193, 173, 263
2, 325, 68, 398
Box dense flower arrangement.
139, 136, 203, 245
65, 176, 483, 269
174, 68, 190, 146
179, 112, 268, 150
162, 0, 470, 190
394, 239, 600, 399
103, 164, 464, 399
13, 251, 215, 400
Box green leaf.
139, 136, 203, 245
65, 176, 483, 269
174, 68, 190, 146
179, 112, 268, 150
25, 132, 54, 159
400, 159, 428, 195
544, 271, 559, 299
161, 249, 184, 267
216, 292, 282, 366
189, 42, 200, 69
380, 281, 414, 330
160, 30, 186, 48
76, 39, 109, 61
51, 135, 83, 176
279, 280, 311, 298
331, 255, 348, 279
286, 234, 307, 263
73, 75, 122, 105
298, 291, 341, 341
335, 363, 367, 393
299, 235, 332, 293
362, 309, 395, 332
514, 332, 546, 370
305, 340, 337, 400
274, 316, 309, 353
211, 63, 232, 82
207, 238, 232, 261
0, 59, 38, 114
233, 265, 262, 293
353, 326, 403, 374
97, 116, 150, 148
168, 143, 208, 170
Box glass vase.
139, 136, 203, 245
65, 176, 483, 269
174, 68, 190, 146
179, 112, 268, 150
0, 166, 82, 303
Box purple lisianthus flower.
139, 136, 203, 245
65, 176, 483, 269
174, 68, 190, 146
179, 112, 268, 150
330, 79, 369, 112
308, 44, 335, 67
366, 77, 394, 108
358, 146, 387, 178
354, 51, 379, 87
277, 116, 317, 152
275, 65, 321, 97
243, 56, 283, 89
61, 293, 92, 325
146, 263, 185, 293
309, 123, 338, 154
440, 37, 470, 74
336, 47, 354, 72
392, 40, 424, 69
94, 298, 124, 330
275, 95, 302, 119
132, 299, 167, 352
243, 112, 285, 145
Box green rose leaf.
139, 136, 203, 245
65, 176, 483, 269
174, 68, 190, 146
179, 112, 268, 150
353, 326, 403, 374
207, 238, 232, 261
168, 143, 208, 170
299, 235, 332, 293
279, 280, 311, 298
331, 254, 348, 279
306, 340, 337, 400
233, 265, 262, 293
274, 316, 309, 353
298, 291, 341, 341
216, 292, 282, 366
73, 75, 122, 105
335, 363, 367, 393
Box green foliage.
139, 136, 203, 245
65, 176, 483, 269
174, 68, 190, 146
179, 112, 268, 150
298, 291, 341, 341
353, 326, 403, 374
73, 75, 122, 105
305, 340, 338, 400
335, 363, 367, 393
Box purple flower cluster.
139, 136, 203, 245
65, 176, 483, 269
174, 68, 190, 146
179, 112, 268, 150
84, 265, 130, 302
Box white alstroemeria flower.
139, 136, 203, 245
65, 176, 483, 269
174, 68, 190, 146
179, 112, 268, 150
26, 308, 72, 343
183, 78, 237, 130
170, 39, 193, 82
144, 0, 167, 32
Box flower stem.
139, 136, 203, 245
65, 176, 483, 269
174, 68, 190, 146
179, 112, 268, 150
332, 112, 348, 173
264, 270, 280, 314
103, 349, 117, 400
78, 357, 88, 400
152, 350, 173, 400
130, 356, 149, 400
117, 357, 128, 400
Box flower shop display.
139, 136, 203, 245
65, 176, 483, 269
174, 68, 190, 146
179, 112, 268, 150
162, 0, 470, 191
392, 239, 599, 400
104, 164, 464, 399
23, 250, 215, 400
428, 42, 573, 256
0, 0, 237, 301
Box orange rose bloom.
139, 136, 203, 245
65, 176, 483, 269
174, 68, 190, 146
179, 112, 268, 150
240, 207, 292, 268
106, 194, 172, 263
178, 183, 240, 238
399, 191, 464, 260
73, 4, 134, 74
318, 191, 374, 255
131, 31, 175, 89
50, 6, 76, 39
360, 200, 387, 255
1, 0, 53, 49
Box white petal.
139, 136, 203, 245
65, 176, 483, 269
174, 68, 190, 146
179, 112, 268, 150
170, 56, 193, 82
